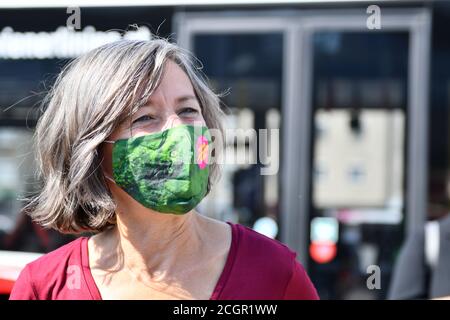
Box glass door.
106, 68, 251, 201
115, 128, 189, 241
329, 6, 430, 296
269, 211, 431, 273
281, 9, 431, 299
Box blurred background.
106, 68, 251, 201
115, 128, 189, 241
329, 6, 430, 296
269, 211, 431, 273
0, 0, 449, 300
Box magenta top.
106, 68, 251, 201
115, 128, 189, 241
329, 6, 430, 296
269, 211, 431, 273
9, 222, 319, 300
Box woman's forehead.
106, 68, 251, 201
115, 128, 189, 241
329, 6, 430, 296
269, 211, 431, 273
159, 60, 195, 89
136, 61, 197, 105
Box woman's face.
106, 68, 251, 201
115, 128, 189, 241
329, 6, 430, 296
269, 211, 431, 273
101, 60, 206, 179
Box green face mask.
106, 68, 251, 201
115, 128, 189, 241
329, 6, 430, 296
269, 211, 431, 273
105, 124, 211, 214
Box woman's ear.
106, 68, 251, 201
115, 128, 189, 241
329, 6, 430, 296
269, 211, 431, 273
98, 142, 113, 180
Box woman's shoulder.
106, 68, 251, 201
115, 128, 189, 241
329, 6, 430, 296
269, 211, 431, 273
219, 222, 316, 299
232, 222, 297, 262
198, 217, 295, 267
10, 237, 88, 300
229, 222, 297, 281
25, 237, 86, 274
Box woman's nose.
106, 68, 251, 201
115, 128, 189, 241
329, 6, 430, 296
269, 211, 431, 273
161, 114, 184, 131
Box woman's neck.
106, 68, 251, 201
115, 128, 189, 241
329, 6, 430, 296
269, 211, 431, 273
93, 207, 206, 280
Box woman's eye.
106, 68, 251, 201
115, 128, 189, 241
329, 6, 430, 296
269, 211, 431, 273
179, 107, 199, 115
132, 115, 155, 124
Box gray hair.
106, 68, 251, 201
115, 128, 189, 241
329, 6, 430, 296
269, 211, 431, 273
26, 38, 225, 234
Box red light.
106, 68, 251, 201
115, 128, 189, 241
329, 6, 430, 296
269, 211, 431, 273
309, 241, 337, 264
0, 278, 15, 295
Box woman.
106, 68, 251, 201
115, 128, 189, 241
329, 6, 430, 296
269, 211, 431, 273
9, 38, 318, 300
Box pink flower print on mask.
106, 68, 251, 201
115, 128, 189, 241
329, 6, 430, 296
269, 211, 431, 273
196, 135, 209, 169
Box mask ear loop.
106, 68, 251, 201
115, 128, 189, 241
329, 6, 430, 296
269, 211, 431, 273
103, 139, 117, 184
104, 175, 116, 184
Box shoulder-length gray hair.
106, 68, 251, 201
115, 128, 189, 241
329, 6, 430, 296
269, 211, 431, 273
27, 37, 225, 234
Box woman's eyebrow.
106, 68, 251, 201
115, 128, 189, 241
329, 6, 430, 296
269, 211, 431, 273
143, 95, 198, 107
139, 94, 200, 110
176, 95, 198, 103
